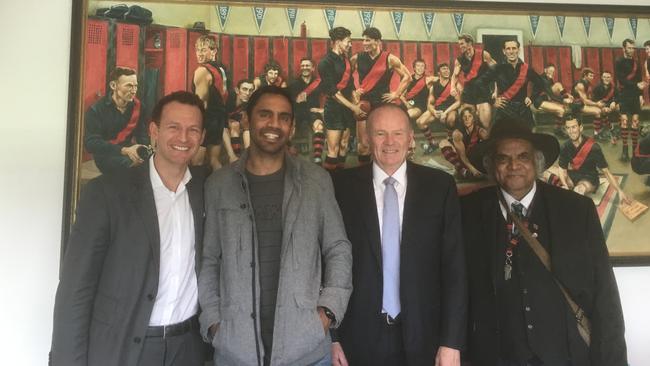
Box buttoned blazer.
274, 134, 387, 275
51, 162, 206, 366
332, 162, 467, 366
461, 182, 627, 366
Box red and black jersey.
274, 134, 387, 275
193, 61, 228, 120
615, 57, 642, 97
460, 125, 483, 154
572, 78, 592, 101
431, 79, 455, 110
405, 75, 429, 109
457, 47, 489, 84
592, 83, 617, 104
357, 51, 393, 104
318, 50, 353, 99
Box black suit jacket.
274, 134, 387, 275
51, 162, 206, 366
332, 162, 467, 366
461, 182, 627, 366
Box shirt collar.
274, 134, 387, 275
149, 156, 192, 193
500, 181, 536, 212
373, 161, 407, 188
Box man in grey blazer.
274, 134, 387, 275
199, 85, 352, 366
51, 91, 209, 366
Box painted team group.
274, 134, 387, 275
51, 23, 650, 366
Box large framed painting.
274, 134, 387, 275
64, 0, 650, 264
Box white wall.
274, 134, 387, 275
0, 0, 71, 365
0, 1, 648, 365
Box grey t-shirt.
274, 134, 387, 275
247, 167, 284, 366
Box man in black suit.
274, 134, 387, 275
462, 119, 627, 366
51, 91, 208, 366
331, 104, 467, 366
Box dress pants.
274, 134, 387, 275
137, 328, 206, 366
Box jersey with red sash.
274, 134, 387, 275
460, 124, 483, 154
615, 56, 642, 97
571, 78, 593, 103
432, 80, 455, 109
405, 75, 429, 109
201, 62, 229, 102
570, 137, 596, 171
357, 51, 393, 104
110, 97, 141, 145
318, 50, 353, 98
457, 45, 488, 84
500, 62, 530, 101
558, 136, 607, 188
592, 83, 616, 104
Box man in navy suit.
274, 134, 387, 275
331, 104, 467, 366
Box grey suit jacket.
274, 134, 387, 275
51, 161, 206, 366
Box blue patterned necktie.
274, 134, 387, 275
382, 176, 401, 318
511, 202, 525, 235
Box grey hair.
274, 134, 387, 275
482, 148, 546, 183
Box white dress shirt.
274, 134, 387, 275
372, 161, 408, 243
148, 159, 199, 326
499, 181, 537, 221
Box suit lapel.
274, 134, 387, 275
481, 187, 500, 290
130, 162, 161, 272
358, 165, 382, 270
186, 166, 205, 273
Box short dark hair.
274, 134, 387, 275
437, 63, 449, 72
581, 68, 594, 77
329, 27, 351, 42
544, 63, 556, 69
264, 61, 281, 74
362, 27, 382, 41
458, 34, 474, 44
564, 114, 581, 126
623, 38, 635, 48
109, 67, 136, 82
299, 57, 313, 65
601, 70, 612, 77
412, 59, 426, 68
151, 91, 205, 128
236, 78, 254, 89
503, 39, 520, 48
246, 85, 294, 121
644, 40, 650, 48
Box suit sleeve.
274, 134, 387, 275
198, 177, 223, 341
439, 176, 468, 350
584, 200, 628, 366
317, 172, 353, 328
51, 179, 111, 366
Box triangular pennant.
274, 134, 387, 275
252, 6, 266, 33
629, 17, 638, 39
605, 17, 615, 41
391, 11, 404, 38
530, 15, 541, 39
359, 10, 375, 29
555, 16, 566, 39
452, 13, 464, 35
286, 8, 298, 33
422, 12, 435, 38
582, 16, 591, 38
216, 5, 230, 31
324, 8, 336, 30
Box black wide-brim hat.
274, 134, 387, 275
468, 118, 560, 174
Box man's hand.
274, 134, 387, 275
637, 81, 647, 90
209, 323, 220, 338
524, 97, 532, 107
296, 92, 308, 103
121, 144, 145, 166
450, 87, 458, 97
434, 346, 460, 366
494, 97, 507, 109
352, 106, 367, 120
619, 190, 632, 205
317, 307, 331, 335
331, 342, 349, 366
382, 91, 399, 103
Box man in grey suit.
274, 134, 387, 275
51, 91, 208, 366
199, 85, 352, 366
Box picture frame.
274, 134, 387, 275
64, 0, 650, 265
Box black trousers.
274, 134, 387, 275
137, 329, 206, 366
360, 318, 407, 366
